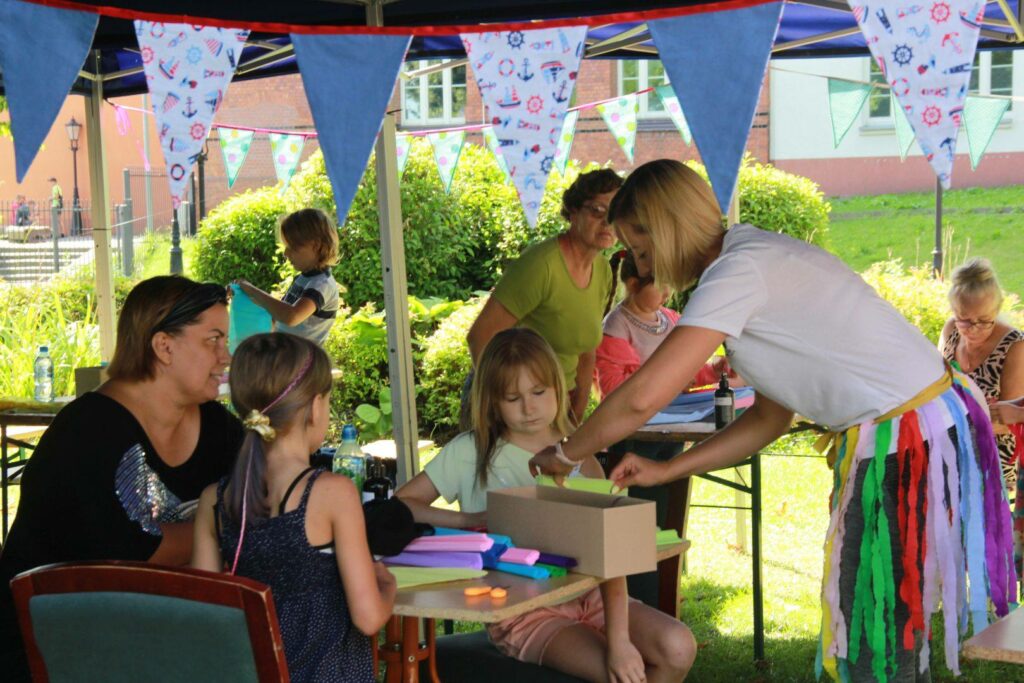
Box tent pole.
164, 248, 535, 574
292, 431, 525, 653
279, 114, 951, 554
368, 0, 419, 485
86, 49, 116, 360
933, 177, 943, 277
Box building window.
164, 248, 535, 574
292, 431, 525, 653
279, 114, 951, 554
972, 51, 1014, 111
867, 60, 891, 119
401, 59, 467, 126
618, 60, 670, 117
869, 52, 1015, 122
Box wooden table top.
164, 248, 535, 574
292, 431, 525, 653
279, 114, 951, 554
391, 541, 688, 622
962, 606, 1024, 665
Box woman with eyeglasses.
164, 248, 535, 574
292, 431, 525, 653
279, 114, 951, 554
939, 258, 1024, 587
940, 257, 1024, 493
467, 168, 623, 423
0, 276, 244, 682
530, 159, 1016, 681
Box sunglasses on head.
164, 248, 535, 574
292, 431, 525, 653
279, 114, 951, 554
152, 283, 229, 335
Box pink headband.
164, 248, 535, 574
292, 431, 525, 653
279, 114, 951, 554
262, 353, 314, 414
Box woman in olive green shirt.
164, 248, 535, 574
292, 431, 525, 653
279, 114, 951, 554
468, 169, 622, 422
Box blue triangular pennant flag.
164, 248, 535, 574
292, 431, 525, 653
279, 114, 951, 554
0, 0, 97, 181
291, 33, 411, 225
649, 3, 783, 213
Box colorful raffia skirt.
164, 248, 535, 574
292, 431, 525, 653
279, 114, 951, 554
817, 371, 1017, 682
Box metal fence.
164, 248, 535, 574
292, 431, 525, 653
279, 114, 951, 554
0, 165, 279, 285
124, 165, 278, 234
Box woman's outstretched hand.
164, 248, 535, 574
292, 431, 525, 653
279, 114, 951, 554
609, 453, 669, 491
528, 446, 577, 481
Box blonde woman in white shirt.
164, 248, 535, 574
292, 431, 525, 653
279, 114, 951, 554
530, 159, 1016, 682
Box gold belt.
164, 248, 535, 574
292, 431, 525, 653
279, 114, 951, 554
813, 367, 953, 467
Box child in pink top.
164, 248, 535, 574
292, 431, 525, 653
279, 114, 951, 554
597, 250, 728, 398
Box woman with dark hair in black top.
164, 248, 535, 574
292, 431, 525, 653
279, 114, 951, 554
0, 276, 244, 681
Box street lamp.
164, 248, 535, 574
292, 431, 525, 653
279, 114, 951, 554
65, 117, 83, 236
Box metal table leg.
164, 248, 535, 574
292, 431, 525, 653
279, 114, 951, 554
751, 452, 764, 661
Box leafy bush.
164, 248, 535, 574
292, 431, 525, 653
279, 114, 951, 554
451, 143, 588, 291
323, 295, 468, 435
280, 142, 598, 306
417, 297, 484, 437
688, 157, 832, 249
863, 259, 1024, 343
286, 144, 480, 307
324, 304, 391, 425
0, 273, 133, 398
192, 187, 289, 290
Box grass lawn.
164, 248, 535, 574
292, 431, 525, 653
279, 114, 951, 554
829, 185, 1024, 298
134, 232, 198, 280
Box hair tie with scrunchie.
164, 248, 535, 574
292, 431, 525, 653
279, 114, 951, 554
242, 410, 276, 442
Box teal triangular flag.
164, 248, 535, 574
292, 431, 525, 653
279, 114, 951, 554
827, 78, 873, 148
655, 85, 691, 145
396, 133, 412, 176
218, 128, 255, 188
291, 33, 411, 224
482, 126, 511, 184
0, 0, 98, 181
650, 3, 784, 213
891, 94, 916, 161
427, 130, 466, 193
962, 95, 1009, 170
554, 110, 579, 175
597, 95, 639, 162
269, 133, 305, 193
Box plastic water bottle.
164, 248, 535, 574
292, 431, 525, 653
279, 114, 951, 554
33, 346, 54, 402
333, 424, 366, 490
714, 373, 734, 429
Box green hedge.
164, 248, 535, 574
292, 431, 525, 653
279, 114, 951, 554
192, 187, 289, 291
689, 157, 832, 248
417, 298, 484, 437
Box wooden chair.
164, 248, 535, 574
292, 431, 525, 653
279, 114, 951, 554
11, 560, 289, 683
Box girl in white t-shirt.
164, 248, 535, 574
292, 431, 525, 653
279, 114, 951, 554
397, 328, 695, 683
530, 160, 1016, 682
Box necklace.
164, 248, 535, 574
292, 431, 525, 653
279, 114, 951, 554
620, 305, 669, 335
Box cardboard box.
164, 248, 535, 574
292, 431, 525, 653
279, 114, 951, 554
488, 486, 656, 579
74, 366, 109, 397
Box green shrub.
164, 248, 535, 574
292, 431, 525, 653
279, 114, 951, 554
286, 144, 480, 307
324, 296, 468, 434
688, 157, 832, 249
324, 304, 391, 425
280, 142, 600, 306
192, 187, 289, 290
0, 273, 134, 398
417, 297, 484, 438
451, 144, 589, 290
863, 259, 1024, 343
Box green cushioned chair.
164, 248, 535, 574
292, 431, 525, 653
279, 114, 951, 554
11, 560, 289, 683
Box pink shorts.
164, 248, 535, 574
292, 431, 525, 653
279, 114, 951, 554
486, 587, 606, 665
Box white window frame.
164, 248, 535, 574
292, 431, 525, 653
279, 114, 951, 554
866, 53, 1015, 126
400, 59, 467, 127
617, 60, 670, 118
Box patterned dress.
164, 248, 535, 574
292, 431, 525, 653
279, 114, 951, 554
941, 327, 1024, 490
942, 326, 1024, 579
216, 468, 374, 683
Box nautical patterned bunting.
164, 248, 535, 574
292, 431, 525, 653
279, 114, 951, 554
461, 27, 587, 226
135, 21, 249, 207
852, 0, 984, 187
